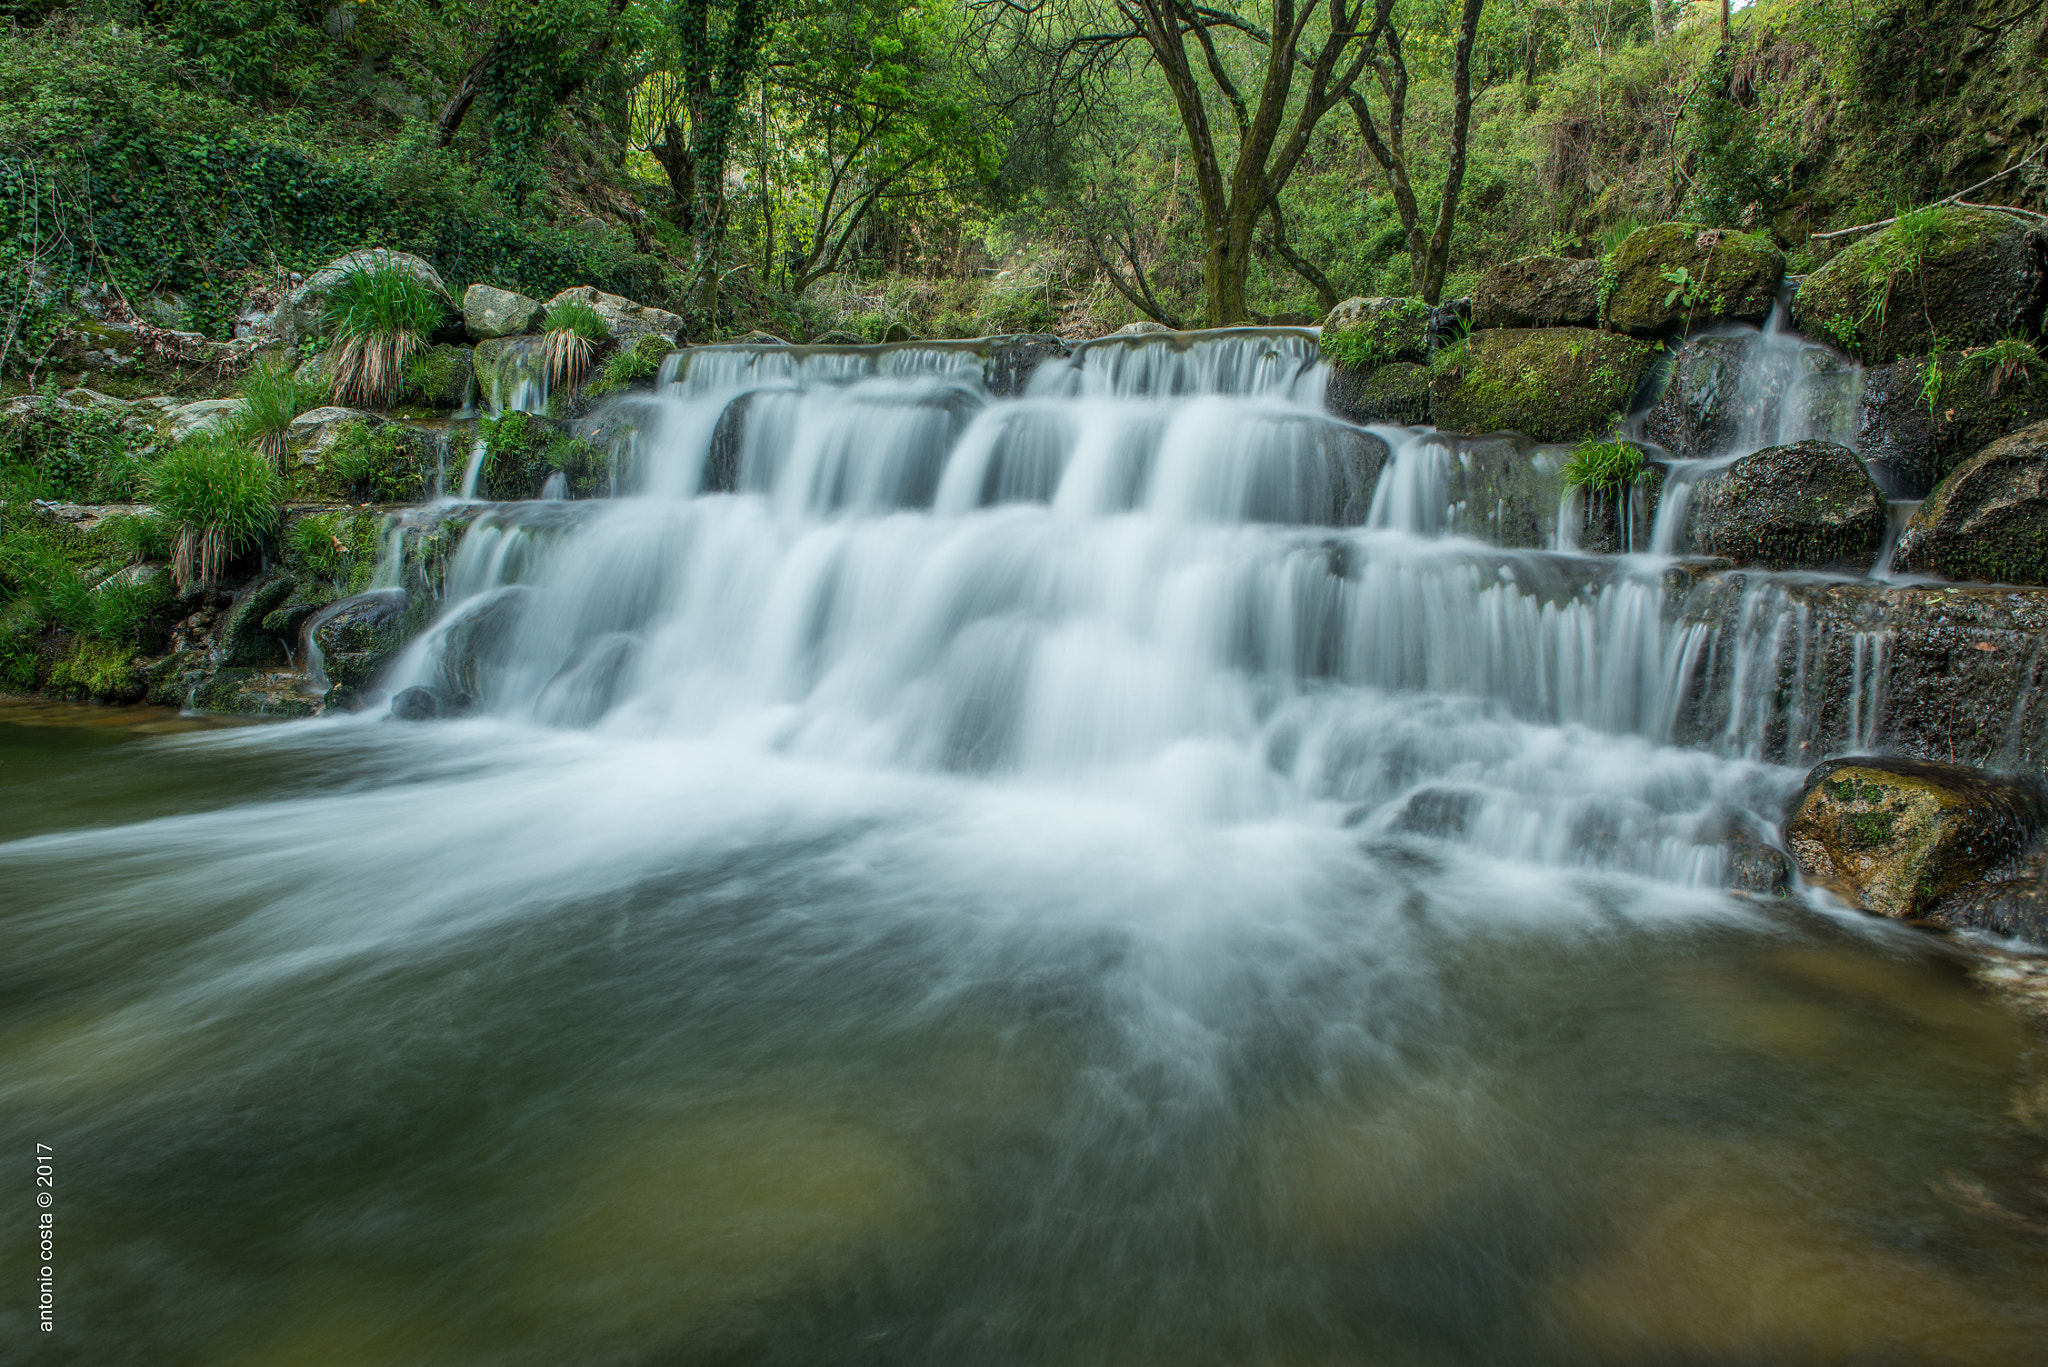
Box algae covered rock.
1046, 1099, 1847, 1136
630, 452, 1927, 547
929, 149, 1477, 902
1602, 224, 1784, 337
1785, 757, 2046, 918
1472, 256, 1600, 330
1859, 357, 2048, 499
312, 589, 410, 691
1893, 421, 2048, 584
462, 284, 545, 341
403, 344, 475, 409
1428, 327, 1657, 442
1679, 440, 1886, 569
1793, 207, 2048, 363
1325, 360, 1431, 426
1320, 296, 1431, 366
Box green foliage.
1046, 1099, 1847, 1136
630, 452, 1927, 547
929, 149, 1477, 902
0, 385, 143, 501
478, 410, 608, 498
543, 300, 611, 342
1562, 440, 1647, 491
323, 422, 430, 503
325, 266, 449, 341
1659, 267, 1703, 311
1684, 51, 1798, 230
0, 501, 172, 695
235, 357, 319, 459
285, 510, 384, 594
587, 334, 672, 396
146, 431, 281, 589
1958, 338, 2046, 398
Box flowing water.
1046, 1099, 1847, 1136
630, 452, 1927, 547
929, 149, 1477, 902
5, 331, 2048, 1364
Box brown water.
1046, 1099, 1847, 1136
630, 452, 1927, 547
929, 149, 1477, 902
3, 706, 2047, 1365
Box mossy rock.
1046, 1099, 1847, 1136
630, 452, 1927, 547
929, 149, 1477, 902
401, 344, 475, 409
313, 590, 410, 690
1325, 360, 1431, 426
1472, 256, 1599, 330
1602, 223, 1784, 337
294, 419, 438, 503
42, 636, 144, 703
1894, 420, 2048, 584
187, 666, 319, 718
1793, 208, 2048, 363
219, 569, 297, 667
474, 410, 608, 500
1428, 328, 1657, 442
1785, 757, 2046, 918
1680, 439, 1887, 570
1319, 297, 1431, 367
1857, 353, 2048, 498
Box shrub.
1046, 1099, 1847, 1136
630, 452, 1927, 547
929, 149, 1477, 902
235, 356, 320, 462
146, 432, 281, 591
0, 386, 142, 502
1561, 440, 1646, 491
323, 265, 448, 409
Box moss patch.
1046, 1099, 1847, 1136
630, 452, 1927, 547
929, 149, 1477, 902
1429, 328, 1657, 442
1602, 222, 1784, 337
1320, 298, 1432, 368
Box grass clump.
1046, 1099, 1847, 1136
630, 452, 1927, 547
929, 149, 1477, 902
146, 431, 282, 592
285, 511, 384, 593
323, 264, 449, 409
542, 299, 610, 390
235, 357, 320, 462
1562, 440, 1646, 491
587, 334, 670, 396
1959, 337, 2045, 397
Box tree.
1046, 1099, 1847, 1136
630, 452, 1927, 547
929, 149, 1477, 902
1345, 0, 1487, 304
972, 0, 1397, 326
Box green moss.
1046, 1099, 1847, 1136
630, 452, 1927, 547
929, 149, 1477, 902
1601, 223, 1783, 336
477, 411, 608, 499
0, 384, 144, 501
45, 637, 141, 701
283, 510, 385, 593
1320, 298, 1432, 369
1430, 328, 1657, 442
1795, 207, 2038, 362
400, 345, 474, 408
322, 421, 432, 503
586, 334, 672, 396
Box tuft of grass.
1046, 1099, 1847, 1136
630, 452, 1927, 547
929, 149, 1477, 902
146, 431, 282, 592
1562, 439, 1646, 491
1960, 337, 2045, 397
323, 265, 448, 409
586, 334, 670, 396
542, 300, 610, 390
235, 357, 320, 463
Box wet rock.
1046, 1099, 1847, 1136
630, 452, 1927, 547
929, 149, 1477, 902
730, 330, 789, 345
1472, 255, 1600, 330
188, 667, 318, 718
1430, 328, 1659, 442
1602, 223, 1784, 337
1325, 361, 1430, 426
1405, 431, 1569, 547
1857, 354, 2048, 499
809, 330, 870, 346
544, 286, 684, 347
404, 343, 474, 409
1320, 296, 1431, 365
277, 249, 452, 347
312, 589, 409, 690
431, 585, 534, 701
1928, 879, 2048, 946
1680, 440, 1887, 570
1785, 757, 2047, 918
1894, 421, 2048, 584
984, 334, 1070, 397
462, 284, 545, 341
1638, 334, 1750, 459
388, 685, 441, 721
472, 335, 547, 412
219, 570, 297, 667
1794, 208, 2048, 364
1567, 462, 1665, 555
1112, 320, 1173, 336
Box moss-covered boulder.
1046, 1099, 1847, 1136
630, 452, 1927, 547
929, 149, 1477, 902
1785, 757, 2047, 918
1320, 297, 1431, 367
1679, 439, 1887, 569
472, 336, 547, 412
1428, 328, 1658, 442
1472, 256, 1599, 330
1857, 353, 2048, 498
1602, 223, 1784, 337
1324, 360, 1431, 426
473, 411, 609, 500
311, 589, 410, 691
219, 569, 297, 667
402, 344, 475, 409
1893, 421, 2048, 584
1793, 207, 2048, 363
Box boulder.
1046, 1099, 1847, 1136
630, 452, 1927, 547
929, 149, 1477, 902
1927, 878, 2048, 946
1678, 440, 1887, 570
809, 330, 870, 346
462, 284, 545, 341
167, 398, 247, 439
1112, 320, 1173, 336
276, 249, 452, 347
984, 334, 1071, 397
542, 286, 685, 347
1857, 355, 2048, 498
1566, 460, 1665, 555
388, 685, 442, 721
311, 588, 410, 690
1326, 361, 1431, 426
1793, 208, 2048, 363
1602, 223, 1785, 337
287, 407, 386, 462
404, 343, 475, 409
729, 330, 789, 345
1893, 421, 2048, 584
1429, 327, 1658, 442
1320, 297, 1431, 366
1784, 757, 2046, 918
1637, 334, 1750, 459
1472, 256, 1600, 330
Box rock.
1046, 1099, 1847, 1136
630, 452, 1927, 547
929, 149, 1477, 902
1894, 421, 2048, 584
388, 685, 442, 721
311, 588, 409, 690
1860, 361, 2048, 499
404, 343, 475, 409
542, 286, 684, 347
1566, 460, 1665, 555
1320, 297, 1431, 365
882, 322, 916, 343
219, 570, 297, 667
287, 406, 386, 462
1392, 432, 1570, 547
1472, 256, 1600, 329
1794, 208, 2047, 364
1429, 327, 1658, 442
730, 330, 789, 345
472, 336, 549, 412
1637, 334, 1750, 459
1602, 223, 1784, 337
462, 284, 545, 341
277, 249, 452, 347
1928, 879, 2048, 946
984, 334, 1070, 397
1326, 361, 1431, 426
187, 668, 319, 718
809, 330, 870, 346
139, 292, 193, 330
1784, 757, 2047, 918
167, 398, 247, 439
1679, 440, 1887, 570
1112, 320, 1173, 336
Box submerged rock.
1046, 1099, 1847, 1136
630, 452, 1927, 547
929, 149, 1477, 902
1785, 757, 2046, 918
1430, 328, 1658, 442
1679, 440, 1887, 570
1857, 354, 2048, 498
462, 284, 545, 342
1325, 361, 1431, 426
1793, 208, 2048, 363
1894, 421, 2048, 585
388, 685, 441, 721
1472, 255, 1599, 330
1602, 224, 1784, 337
